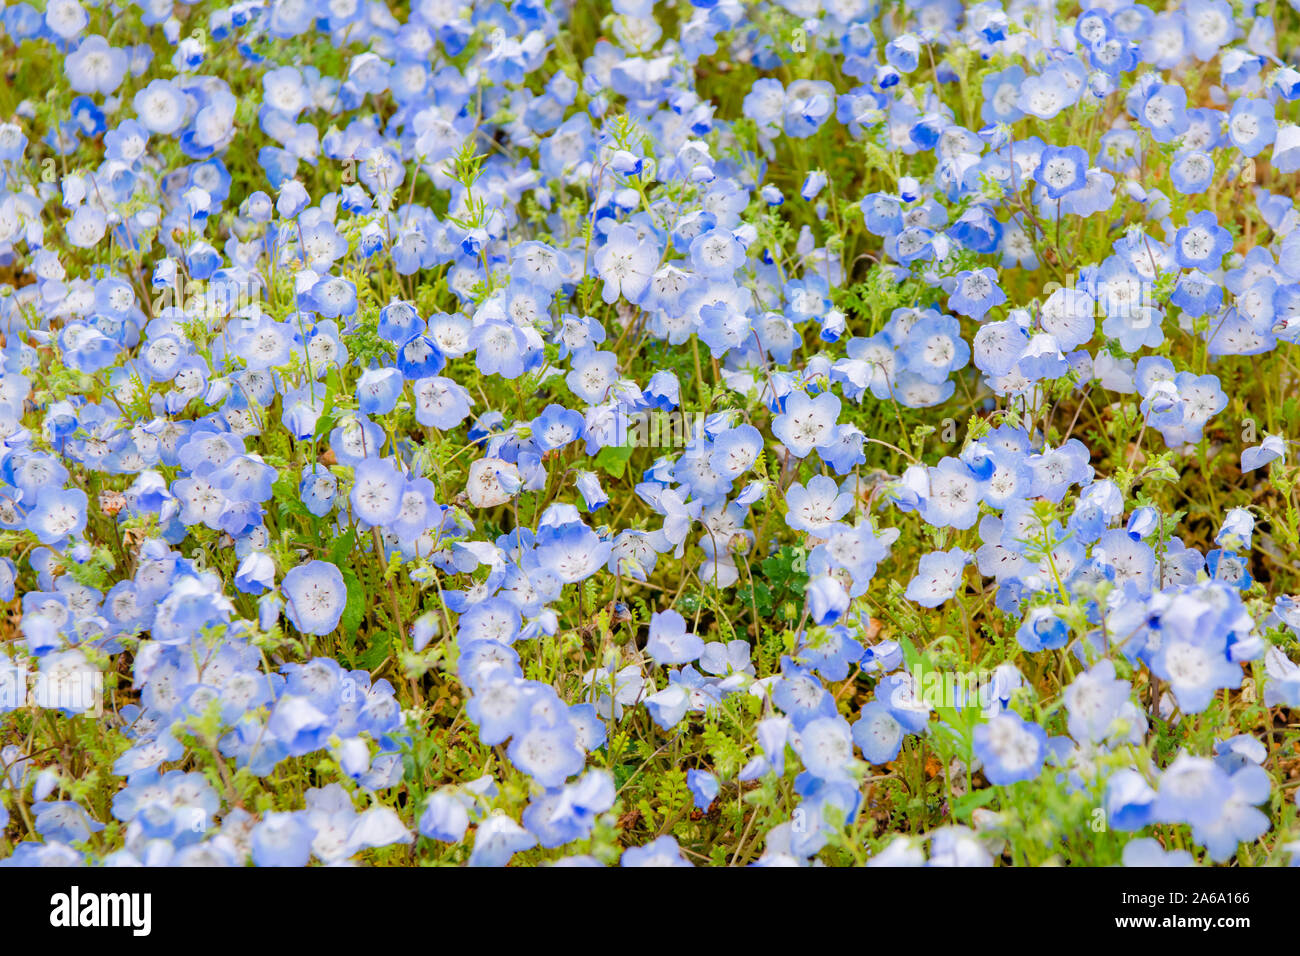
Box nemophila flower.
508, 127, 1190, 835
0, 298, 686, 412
694, 641, 752, 684
698, 301, 751, 357
783, 79, 835, 138
27, 486, 87, 544
921, 458, 981, 530
784, 475, 852, 534
1212, 735, 1267, 776
1011, 604, 1065, 651
947, 268, 1005, 320
708, 423, 762, 480
346, 807, 412, 856
33, 800, 104, 844
418, 791, 469, 843
527, 404, 581, 453
1010, 336, 1070, 393
467, 813, 537, 867
980, 64, 1025, 125
44, 0, 88, 39
1097, 528, 1158, 596
350, 457, 405, 526
1169, 148, 1215, 194
1017, 68, 1074, 120
644, 609, 703, 666
1206, 548, 1252, 590
742, 76, 789, 136
804, 576, 848, 626
927, 826, 994, 867
281, 561, 346, 636
800, 170, 827, 202
327, 418, 385, 472
971, 318, 1030, 377
1134, 82, 1190, 143
1035, 145, 1089, 199
643, 681, 689, 730
866, 836, 925, 868
536, 522, 612, 584
690, 228, 746, 280
410, 376, 472, 431
250, 811, 314, 867
1169, 269, 1223, 318
66, 35, 128, 95
1183, 0, 1237, 60
685, 769, 719, 812
852, 700, 904, 765
1009, 463, 1074, 527
1242, 434, 1286, 472
1041, 288, 1098, 357
268, 692, 334, 762
1174, 211, 1233, 271
305, 276, 358, 319
1103, 768, 1158, 833
235, 552, 276, 595
1063, 660, 1133, 744
507, 721, 585, 789
1121, 838, 1194, 867
1215, 507, 1254, 551
65, 205, 107, 247
790, 625, 857, 681
594, 223, 658, 304
351, 367, 401, 417
565, 348, 618, 404
469, 320, 531, 381
797, 716, 856, 782
1153, 752, 1232, 830
766, 659, 835, 731
133, 78, 188, 135
905, 548, 969, 608
524, 770, 615, 848
1264, 645, 1300, 707
457, 600, 522, 646
297, 464, 338, 517
878, 671, 930, 738
570, 471, 606, 512
622, 834, 691, 867
1228, 97, 1277, 157
1149, 624, 1242, 714
972, 711, 1047, 786
772, 389, 840, 459
1272, 124, 1300, 175
902, 313, 969, 386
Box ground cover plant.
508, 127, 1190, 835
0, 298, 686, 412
1, 0, 1300, 868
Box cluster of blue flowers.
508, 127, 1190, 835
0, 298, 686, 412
1, 0, 1300, 867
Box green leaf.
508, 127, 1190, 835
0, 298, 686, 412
951, 787, 998, 822
341, 568, 365, 633
593, 443, 634, 479
897, 634, 922, 675
329, 528, 358, 567
358, 632, 391, 670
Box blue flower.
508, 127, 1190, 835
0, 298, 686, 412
418, 791, 470, 843
1241, 434, 1286, 472
852, 700, 904, 765
644, 609, 704, 666
281, 561, 346, 636
972, 711, 1047, 785
250, 811, 314, 867
1035, 145, 1089, 199
686, 770, 719, 811
621, 834, 691, 867
947, 268, 1006, 321
1174, 210, 1233, 270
